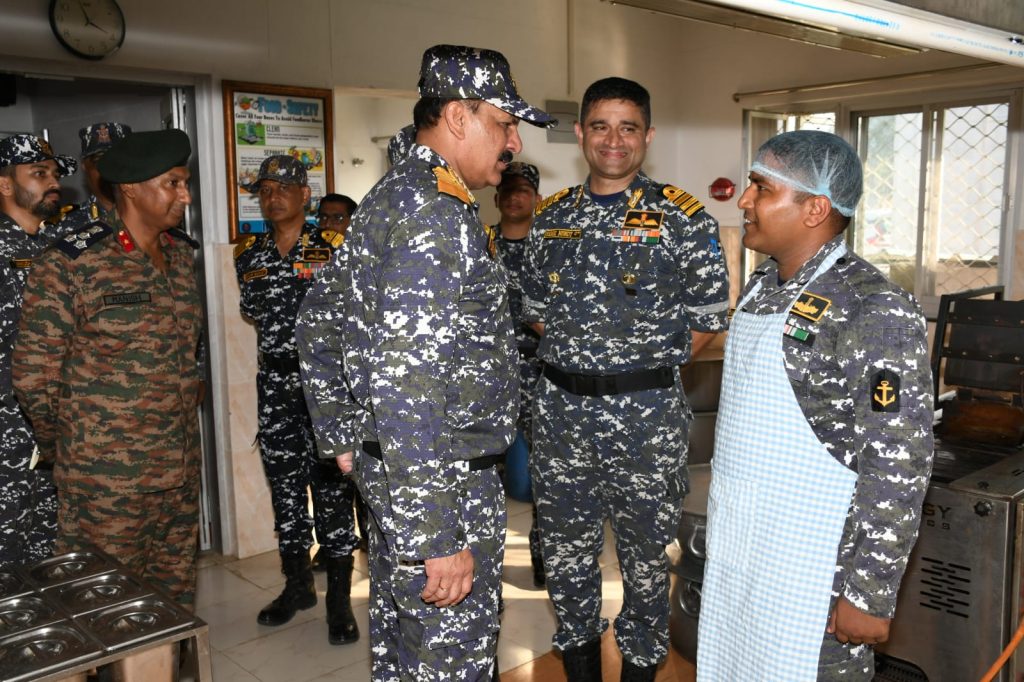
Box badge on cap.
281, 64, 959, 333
871, 370, 901, 412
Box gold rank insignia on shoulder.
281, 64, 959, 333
543, 228, 582, 240
321, 229, 344, 248
433, 166, 474, 205
662, 185, 704, 217
790, 291, 831, 322
233, 235, 257, 259
482, 224, 498, 259
871, 369, 901, 413
10, 258, 33, 269
243, 267, 268, 282
535, 187, 571, 216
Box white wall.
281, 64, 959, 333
0, 0, 1013, 557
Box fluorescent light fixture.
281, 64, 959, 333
611, 0, 1024, 65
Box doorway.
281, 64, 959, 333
0, 73, 221, 551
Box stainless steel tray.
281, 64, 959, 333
0, 622, 103, 681
76, 596, 197, 651
0, 595, 66, 637
46, 571, 152, 617
26, 551, 117, 589
0, 570, 33, 601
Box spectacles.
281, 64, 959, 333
317, 214, 346, 225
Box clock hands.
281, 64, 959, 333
77, 0, 110, 34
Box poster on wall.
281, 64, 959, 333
223, 81, 334, 242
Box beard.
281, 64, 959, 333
15, 184, 60, 220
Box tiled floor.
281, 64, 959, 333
196, 498, 694, 681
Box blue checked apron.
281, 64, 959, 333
697, 243, 856, 681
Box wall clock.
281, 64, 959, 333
49, 0, 126, 60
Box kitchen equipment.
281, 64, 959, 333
0, 596, 66, 638
75, 596, 197, 651
681, 349, 723, 465
46, 571, 152, 617
670, 463, 712, 661
0, 622, 104, 682
26, 551, 117, 590
876, 289, 1024, 682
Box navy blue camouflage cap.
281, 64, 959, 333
243, 154, 308, 192
418, 44, 556, 129
0, 134, 77, 177
97, 129, 191, 183
387, 125, 417, 166
79, 122, 132, 158
499, 162, 540, 191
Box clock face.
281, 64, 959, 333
49, 0, 125, 60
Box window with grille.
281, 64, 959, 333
854, 100, 1009, 311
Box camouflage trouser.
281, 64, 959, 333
257, 366, 357, 557
531, 375, 690, 668
0, 432, 57, 567
818, 637, 874, 680
57, 475, 200, 608
517, 348, 543, 567
355, 450, 504, 681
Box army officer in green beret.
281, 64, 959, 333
13, 129, 205, 609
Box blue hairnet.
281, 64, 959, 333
751, 130, 863, 217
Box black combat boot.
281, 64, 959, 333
620, 657, 658, 682
562, 638, 602, 682
257, 552, 317, 626
325, 555, 359, 645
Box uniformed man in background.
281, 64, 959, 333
77, 121, 131, 221
697, 130, 934, 681
315, 192, 357, 238
0, 134, 79, 566
522, 77, 730, 682
14, 127, 203, 605
298, 44, 555, 680
234, 155, 359, 645
492, 161, 546, 588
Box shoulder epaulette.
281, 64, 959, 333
321, 229, 344, 248
233, 235, 257, 259
535, 187, 571, 216
483, 224, 498, 259
662, 185, 705, 218
167, 227, 199, 249
44, 204, 79, 226
54, 221, 112, 259
433, 166, 474, 205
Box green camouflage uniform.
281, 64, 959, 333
12, 214, 203, 606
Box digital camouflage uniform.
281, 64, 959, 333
298, 143, 518, 681
234, 222, 356, 559
522, 172, 730, 667
493, 232, 543, 560
0, 211, 85, 567
736, 235, 933, 680
0, 134, 87, 568
12, 214, 204, 606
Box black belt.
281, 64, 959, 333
361, 441, 503, 471
259, 353, 300, 374
543, 363, 676, 397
